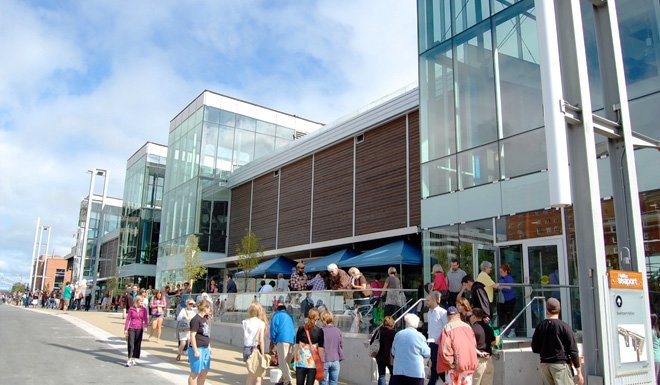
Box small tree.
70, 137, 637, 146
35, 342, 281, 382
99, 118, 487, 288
105, 274, 119, 298
236, 231, 264, 289
11, 282, 27, 293
183, 234, 207, 288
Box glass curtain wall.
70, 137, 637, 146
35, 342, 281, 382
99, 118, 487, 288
420, 0, 546, 198
159, 104, 298, 284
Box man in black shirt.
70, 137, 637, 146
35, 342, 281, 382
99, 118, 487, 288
531, 298, 583, 385
470, 308, 496, 385
461, 275, 491, 319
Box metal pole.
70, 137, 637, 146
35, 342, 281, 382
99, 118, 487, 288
33, 225, 44, 291
91, 170, 108, 309
79, 169, 97, 284
40, 226, 51, 291
29, 217, 41, 291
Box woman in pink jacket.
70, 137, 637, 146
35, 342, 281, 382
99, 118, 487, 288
124, 295, 149, 367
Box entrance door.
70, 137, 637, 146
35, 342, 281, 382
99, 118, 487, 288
497, 237, 568, 337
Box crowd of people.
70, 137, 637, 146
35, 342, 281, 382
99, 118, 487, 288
3, 258, 591, 385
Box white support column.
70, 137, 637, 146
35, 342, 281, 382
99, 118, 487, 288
79, 169, 97, 284
29, 217, 41, 291
90, 170, 108, 309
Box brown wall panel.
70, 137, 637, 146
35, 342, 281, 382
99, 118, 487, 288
312, 140, 354, 242
228, 182, 252, 255
251, 173, 279, 250
408, 110, 421, 226
355, 116, 408, 235
278, 157, 313, 248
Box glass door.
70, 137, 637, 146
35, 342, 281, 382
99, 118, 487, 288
497, 237, 567, 337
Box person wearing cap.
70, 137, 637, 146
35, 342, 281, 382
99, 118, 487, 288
470, 308, 497, 385
531, 298, 583, 385
437, 306, 478, 385
270, 300, 296, 385
176, 298, 198, 361
289, 263, 308, 292
327, 264, 351, 291
391, 313, 430, 385
426, 291, 448, 385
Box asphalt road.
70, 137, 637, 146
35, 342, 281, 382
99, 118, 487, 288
0, 305, 182, 385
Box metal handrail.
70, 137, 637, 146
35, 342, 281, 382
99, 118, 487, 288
499, 295, 547, 337
368, 297, 425, 339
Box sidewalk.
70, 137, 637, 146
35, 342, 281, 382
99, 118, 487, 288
35, 307, 264, 385
32, 307, 356, 385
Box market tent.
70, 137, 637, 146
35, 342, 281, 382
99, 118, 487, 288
304, 249, 359, 273
337, 240, 422, 268
240, 256, 298, 278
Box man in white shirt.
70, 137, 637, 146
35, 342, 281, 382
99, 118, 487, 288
426, 291, 448, 385
259, 280, 274, 293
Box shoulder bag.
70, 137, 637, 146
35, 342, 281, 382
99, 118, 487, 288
246, 347, 270, 376
368, 329, 381, 357
304, 328, 325, 382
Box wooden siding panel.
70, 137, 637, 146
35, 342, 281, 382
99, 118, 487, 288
228, 182, 252, 255
312, 140, 354, 242
355, 116, 408, 235
251, 173, 278, 250
408, 110, 421, 226
278, 157, 313, 248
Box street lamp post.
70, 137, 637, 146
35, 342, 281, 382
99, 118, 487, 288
31, 225, 51, 291
29, 217, 41, 291
89, 169, 108, 309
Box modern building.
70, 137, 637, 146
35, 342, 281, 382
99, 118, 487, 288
216, 86, 421, 278
33, 255, 71, 292
118, 142, 167, 287
417, 0, 659, 383
70, 194, 122, 283
156, 91, 323, 286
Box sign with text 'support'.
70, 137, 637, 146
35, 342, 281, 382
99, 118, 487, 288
607, 270, 652, 380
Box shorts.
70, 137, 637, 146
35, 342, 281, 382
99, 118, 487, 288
178, 331, 189, 341
152, 313, 164, 319
243, 345, 255, 362
189, 346, 211, 373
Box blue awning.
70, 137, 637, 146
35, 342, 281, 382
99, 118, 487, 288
239, 256, 298, 278
304, 249, 359, 273
337, 240, 422, 268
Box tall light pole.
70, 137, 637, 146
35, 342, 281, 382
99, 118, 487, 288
90, 169, 108, 309
78, 169, 107, 284
29, 217, 41, 291
31, 225, 50, 291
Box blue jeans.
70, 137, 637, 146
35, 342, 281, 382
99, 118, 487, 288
320, 360, 340, 385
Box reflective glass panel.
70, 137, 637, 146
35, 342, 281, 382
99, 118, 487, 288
256, 120, 277, 136
421, 44, 456, 161
453, 0, 490, 34
422, 155, 457, 197
233, 129, 255, 168
201, 122, 219, 177
217, 127, 234, 172
496, 6, 543, 137
220, 110, 236, 127
458, 142, 499, 189
276, 125, 295, 140
454, 24, 497, 151
500, 128, 546, 179
492, 0, 523, 15
254, 133, 276, 160
236, 115, 256, 131
418, 0, 452, 51
205, 106, 220, 124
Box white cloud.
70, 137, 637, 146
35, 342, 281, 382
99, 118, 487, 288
0, 0, 419, 280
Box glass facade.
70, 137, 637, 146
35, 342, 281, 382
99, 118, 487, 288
79, 199, 122, 277
420, 0, 546, 198
419, 0, 660, 331
119, 147, 166, 270
157, 103, 298, 285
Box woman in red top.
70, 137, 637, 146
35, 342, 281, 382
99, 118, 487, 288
124, 295, 149, 367
148, 291, 167, 342
431, 264, 448, 306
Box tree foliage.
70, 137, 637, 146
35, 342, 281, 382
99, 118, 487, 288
236, 231, 264, 288
183, 234, 207, 286
11, 282, 27, 293
105, 275, 119, 297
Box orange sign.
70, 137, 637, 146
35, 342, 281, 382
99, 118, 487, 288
609, 270, 644, 290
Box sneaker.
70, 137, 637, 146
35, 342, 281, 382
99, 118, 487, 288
125, 360, 131, 367
131, 360, 137, 366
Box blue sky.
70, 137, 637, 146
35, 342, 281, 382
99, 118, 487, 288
0, 0, 418, 286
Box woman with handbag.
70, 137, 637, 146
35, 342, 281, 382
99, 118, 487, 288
176, 299, 197, 361
243, 302, 267, 385
294, 308, 325, 385
372, 316, 396, 385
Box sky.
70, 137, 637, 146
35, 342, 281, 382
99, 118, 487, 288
0, 0, 419, 288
